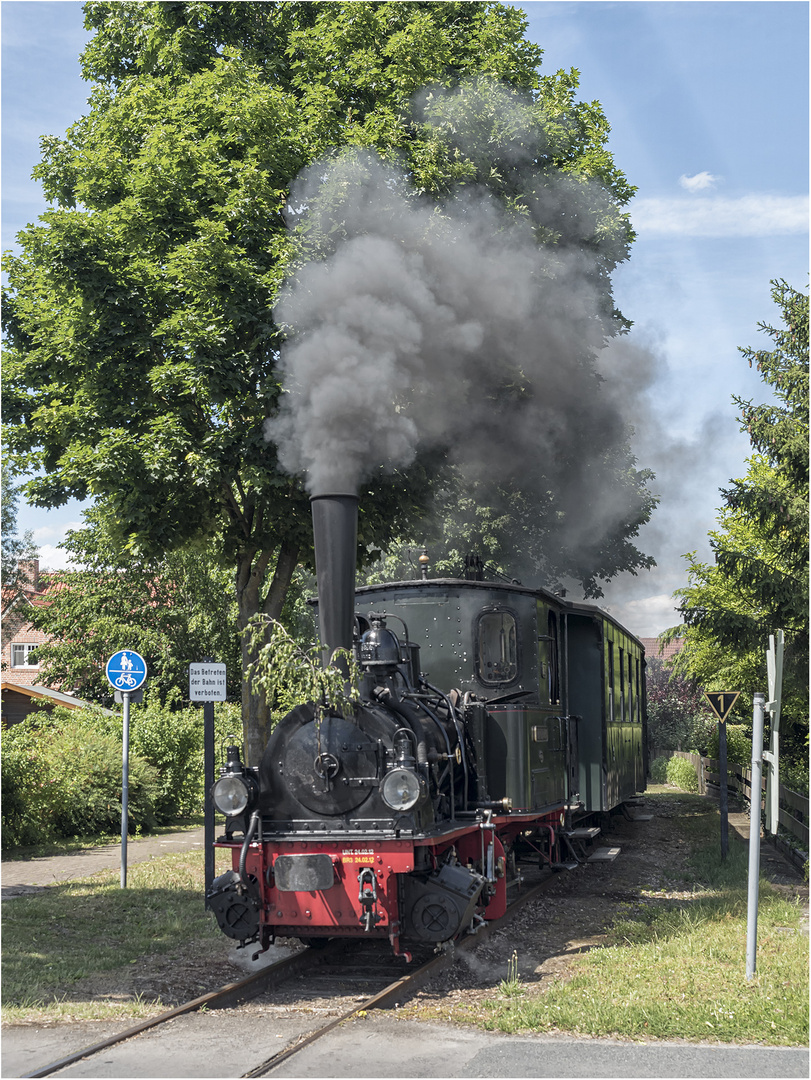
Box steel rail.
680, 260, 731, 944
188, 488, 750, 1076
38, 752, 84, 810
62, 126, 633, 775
22, 872, 557, 1079
242, 872, 557, 1078
21, 941, 349, 1079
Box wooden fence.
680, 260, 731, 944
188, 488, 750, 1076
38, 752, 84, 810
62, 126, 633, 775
671, 751, 808, 865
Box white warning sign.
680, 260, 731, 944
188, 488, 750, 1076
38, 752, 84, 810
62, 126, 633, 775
189, 662, 227, 701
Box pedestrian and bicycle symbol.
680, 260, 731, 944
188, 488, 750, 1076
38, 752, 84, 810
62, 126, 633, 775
106, 650, 148, 692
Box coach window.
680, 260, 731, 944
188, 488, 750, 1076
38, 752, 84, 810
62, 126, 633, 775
476, 610, 518, 686
630, 652, 639, 721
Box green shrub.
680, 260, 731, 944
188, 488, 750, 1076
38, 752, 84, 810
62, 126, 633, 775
781, 759, 809, 797
130, 694, 244, 819
130, 695, 206, 820
1, 695, 249, 850
1, 712, 158, 849
649, 756, 669, 783
665, 755, 699, 792
708, 724, 752, 766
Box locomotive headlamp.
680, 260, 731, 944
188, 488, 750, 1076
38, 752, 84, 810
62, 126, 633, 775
212, 775, 252, 816
211, 745, 258, 817
380, 767, 421, 812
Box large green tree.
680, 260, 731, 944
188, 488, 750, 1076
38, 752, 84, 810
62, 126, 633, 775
29, 511, 242, 706
668, 281, 808, 758
1, 465, 39, 605
3, 1, 644, 760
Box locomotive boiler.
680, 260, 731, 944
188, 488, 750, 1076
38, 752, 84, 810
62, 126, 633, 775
207, 492, 646, 959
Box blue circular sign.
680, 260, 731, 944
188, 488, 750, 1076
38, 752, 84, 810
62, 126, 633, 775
106, 650, 148, 692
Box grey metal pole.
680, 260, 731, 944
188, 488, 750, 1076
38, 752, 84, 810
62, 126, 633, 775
745, 692, 765, 980
204, 698, 215, 906
764, 631, 784, 835
719, 720, 729, 860
121, 691, 130, 889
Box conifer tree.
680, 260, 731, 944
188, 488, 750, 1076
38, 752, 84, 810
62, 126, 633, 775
669, 281, 808, 755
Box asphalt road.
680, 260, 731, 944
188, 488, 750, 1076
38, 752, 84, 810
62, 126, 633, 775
2, 1011, 808, 1078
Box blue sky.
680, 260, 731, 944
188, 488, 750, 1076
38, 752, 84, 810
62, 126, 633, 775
2, 0, 808, 636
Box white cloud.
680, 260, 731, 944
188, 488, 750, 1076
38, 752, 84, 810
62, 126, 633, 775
679, 171, 720, 192
32, 520, 83, 545
631, 194, 809, 237
602, 593, 681, 639
30, 519, 84, 572
35, 544, 82, 572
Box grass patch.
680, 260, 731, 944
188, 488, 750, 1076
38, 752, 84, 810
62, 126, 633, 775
1, 848, 230, 1023
472, 793, 808, 1046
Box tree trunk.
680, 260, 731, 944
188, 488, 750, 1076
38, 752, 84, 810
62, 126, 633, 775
236, 538, 300, 766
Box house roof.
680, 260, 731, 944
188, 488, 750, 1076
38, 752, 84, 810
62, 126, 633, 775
1, 679, 114, 714
640, 636, 685, 661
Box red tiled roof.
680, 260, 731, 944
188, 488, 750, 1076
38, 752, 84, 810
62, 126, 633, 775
639, 636, 684, 661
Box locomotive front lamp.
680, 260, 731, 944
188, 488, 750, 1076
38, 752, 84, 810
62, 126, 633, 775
212, 775, 254, 816
380, 767, 422, 811
211, 745, 258, 816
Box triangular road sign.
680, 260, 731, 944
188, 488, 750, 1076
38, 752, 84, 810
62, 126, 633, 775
704, 691, 740, 723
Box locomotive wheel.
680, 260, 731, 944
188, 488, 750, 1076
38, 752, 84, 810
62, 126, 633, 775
409, 891, 459, 942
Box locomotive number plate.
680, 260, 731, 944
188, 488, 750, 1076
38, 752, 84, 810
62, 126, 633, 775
274, 854, 335, 892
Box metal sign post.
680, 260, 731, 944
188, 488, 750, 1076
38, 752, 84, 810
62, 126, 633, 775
121, 695, 131, 888
764, 631, 784, 836
190, 661, 227, 905
703, 692, 740, 861
106, 651, 148, 888
718, 719, 728, 860
746, 692, 766, 980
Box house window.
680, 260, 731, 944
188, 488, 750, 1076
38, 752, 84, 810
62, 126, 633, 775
11, 644, 39, 668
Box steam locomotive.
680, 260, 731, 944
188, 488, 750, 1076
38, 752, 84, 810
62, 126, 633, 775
207, 493, 646, 960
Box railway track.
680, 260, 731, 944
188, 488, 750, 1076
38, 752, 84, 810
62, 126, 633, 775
23, 869, 556, 1079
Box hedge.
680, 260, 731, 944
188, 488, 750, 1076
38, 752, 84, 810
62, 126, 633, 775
1, 696, 244, 851
665, 755, 699, 793
1, 712, 158, 848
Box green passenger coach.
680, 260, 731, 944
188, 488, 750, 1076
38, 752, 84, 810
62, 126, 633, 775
354, 577, 647, 822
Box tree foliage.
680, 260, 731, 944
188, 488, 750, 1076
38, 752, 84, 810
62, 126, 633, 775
363, 475, 655, 596
1, 464, 39, 605
667, 281, 808, 758
2, 1, 645, 759
246, 616, 360, 726
645, 657, 715, 758
30, 510, 242, 706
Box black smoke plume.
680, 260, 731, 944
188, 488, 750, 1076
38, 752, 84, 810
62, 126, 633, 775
265, 145, 655, 590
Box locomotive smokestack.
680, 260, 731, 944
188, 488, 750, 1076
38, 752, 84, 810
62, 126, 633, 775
310, 492, 359, 666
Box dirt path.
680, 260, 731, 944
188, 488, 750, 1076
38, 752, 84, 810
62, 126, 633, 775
1, 827, 205, 898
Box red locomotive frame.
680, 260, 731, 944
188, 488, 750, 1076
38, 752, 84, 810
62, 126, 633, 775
216, 809, 560, 959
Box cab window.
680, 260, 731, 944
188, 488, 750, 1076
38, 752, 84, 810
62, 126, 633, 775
476, 610, 518, 686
